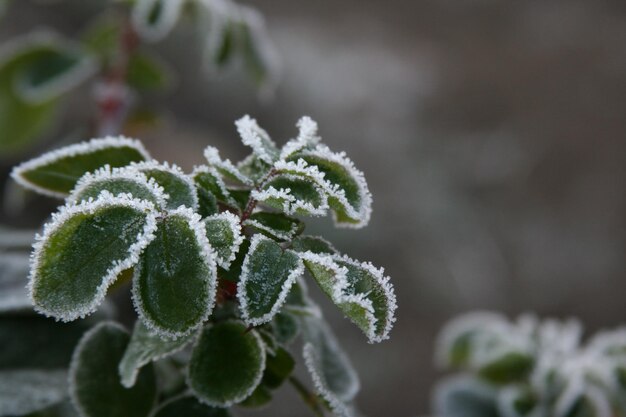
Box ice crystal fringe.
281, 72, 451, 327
132, 0, 185, 43
191, 165, 238, 207
243, 212, 301, 241
235, 115, 278, 164
29, 192, 158, 321
130, 160, 199, 210
203, 146, 253, 185
279, 116, 321, 160
303, 343, 353, 417
205, 211, 244, 270
131, 207, 218, 340
237, 234, 304, 326
67, 164, 169, 208
252, 175, 329, 217
11, 136, 151, 198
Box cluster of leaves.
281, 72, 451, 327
7, 115, 396, 416
433, 312, 626, 417
0, 0, 277, 156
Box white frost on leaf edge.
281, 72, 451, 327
203, 146, 253, 185
292, 235, 339, 255
235, 115, 278, 164
303, 343, 354, 417
237, 233, 304, 327
119, 321, 199, 388
68, 321, 128, 417
187, 320, 267, 408
132, 0, 185, 43
130, 160, 199, 210
243, 211, 301, 241
11, 136, 151, 198
251, 173, 329, 217
0, 30, 98, 105
295, 145, 372, 229
191, 165, 238, 207
203, 211, 244, 270
68, 164, 169, 209
29, 192, 158, 322
279, 116, 321, 160
131, 206, 218, 340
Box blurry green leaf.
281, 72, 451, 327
271, 311, 300, 345
127, 52, 171, 92
0, 370, 68, 416
244, 211, 304, 242
479, 352, 534, 385
283, 279, 320, 317
188, 320, 265, 407
29, 196, 157, 321
132, 0, 184, 43
238, 384, 272, 409
11, 137, 150, 197
81, 14, 122, 64
497, 386, 537, 417
263, 347, 295, 389
119, 320, 195, 388
133, 209, 216, 339
69, 322, 156, 417
133, 161, 198, 210
203, 212, 243, 270
434, 376, 499, 417
153, 395, 231, 417
237, 234, 303, 326
291, 235, 337, 255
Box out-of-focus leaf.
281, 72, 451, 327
132, 0, 184, 43
127, 52, 172, 91
0, 370, 68, 416
434, 376, 499, 417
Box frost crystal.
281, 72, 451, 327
203, 146, 252, 185
235, 115, 278, 164
130, 160, 199, 210
280, 116, 321, 159
203, 211, 244, 269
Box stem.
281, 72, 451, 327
288, 376, 326, 417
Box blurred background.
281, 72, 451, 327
1, 0, 625, 415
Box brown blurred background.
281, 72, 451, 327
1, 0, 625, 415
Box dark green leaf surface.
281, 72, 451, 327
203, 212, 243, 270
263, 347, 295, 389
188, 321, 265, 407
238, 235, 303, 326
291, 235, 337, 255
257, 175, 327, 216
133, 210, 216, 338
434, 376, 499, 417
244, 211, 304, 241
69, 322, 156, 417
271, 311, 300, 344
153, 396, 231, 417
127, 52, 171, 91
135, 162, 197, 210
30, 198, 156, 321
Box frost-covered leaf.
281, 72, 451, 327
68, 164, 168, 208
300, 252, 396, 343
204, 146, 252, 186
271, 311, 300, 344
237, 153, 272, 183
301, 316, 360, 405
153, 395, 231, 417
188, 320, 266, 407
0, 252, 31, 313
433, 376, 499, 417
132, 0, 184, 43
133, 208, 217, 339
69, 322, 156, 417
235, 115, 279, 164
0, 315, 92, 370
119, 320, 196, 388
252, 174, 328, 217
287, 145, 372, 228
11, 136, 150, 197
479, 351, 534, 384
283, 278, 321, 317
29, 194, 158, 321
237, 234, 303, 326
280, 116, 321, 160
132, 161, 198, 210
263, 346, 295, 389
127, 51, 172, 91
0, 370, 68, 416
192, 165, 237, 214
203, 212, 244, 270
217, 237, 249, 282
243, 211, 304, 242
291, 235, 337, 255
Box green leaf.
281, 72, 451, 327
299, 252, 397, 343
235, 115, 279, 164
279, 117, 321, 160
434, 376, 499, 417
29, 194, 158, 321
119, 320, 196, 388
0, 370, 68, 416
497, 386, 537, 417
127, 52, 172, 92
133, 161, 198, 210
283, 279, 321, 317
263, 347, 295, 389
291, 235, 337, 255
203, 146, 252, 186
81, 14, 122, 65
217, 238, 249, 282
203, 212, 244, 270
252, 174, 328, 217
237, 153, 272, 183
301, 316, 360, 404
239, 384, 272, 409
288, 145, 372, 228
132, 0, 184, 43
133, 208, 217, 338
478, 352, 534, 384
11, 136, 150, 197
271, 311, 300, 345
153, 395, 231, 417
243, 211, 304, 242
68, 165, 169, 208
188, 320, 266, 407
69, 322, 156, 417
239, 21, 276, 89
237, 234, 303, 326
192, 165, 236, 214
